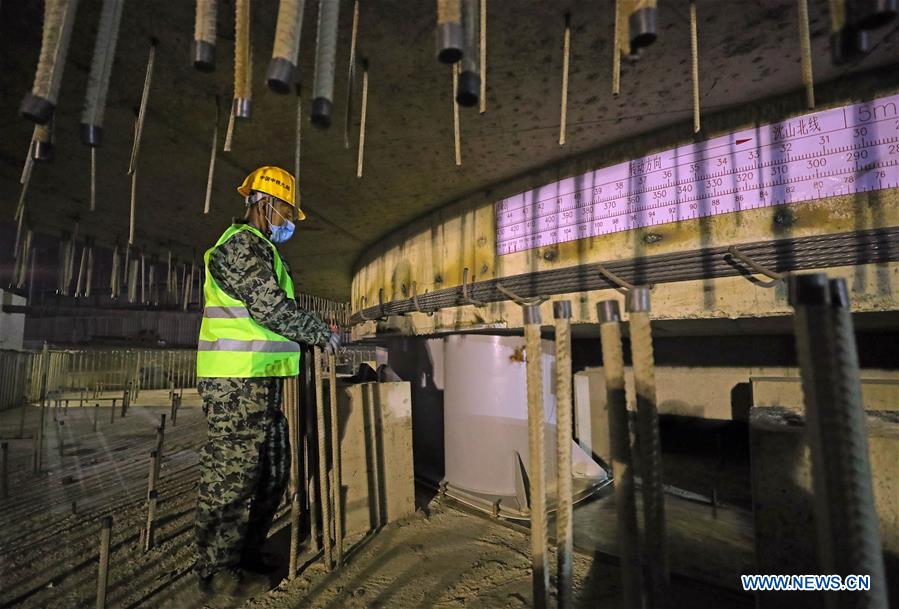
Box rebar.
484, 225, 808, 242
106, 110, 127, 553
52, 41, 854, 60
203, 97, 219, 214
328, 352, 343, 565
523, 304, 548, 609
436, 0, 463, 63
559, 14, 570, 147
314, 347, 333, 569
21, 0, 80, 124
479, 0, 486, 113
142, 488, 158, 551
453, 63, 462, 166
629, 0, 657, 50
96, 516, 112, 609
34, 344, 49, 474
128, 41, 157, 175
356, 60, 369, 178
234, 0, 252, 119
311, 0, 340, 127
268, 0, 306, 93
789, 274, 889, 609
690, 0, 700, 134
193, 0, 217, 70
81, 0, 124, 146
349, 227, 899, 324
797, 0, 815, 109
147, 450, 157, 496
627, 286, 668, 605
612, 0, 621, 95
553, 301, 574, 609
344, 0, 360, 148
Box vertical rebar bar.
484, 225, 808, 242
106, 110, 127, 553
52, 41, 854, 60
626, 286, 668, 605
96, 516, 112, 609
523, 304, 548, 609
147, 450, 158, 496
690, 0, 700, 134
144, 489, 158, 551
797, 0, 815, 109
34, 343, 49, 474
559, 14, 570, 147
314, 347, 333, 569
553, 301, 574, 609
789, 274, 889, 609
328, 351, 343, 565
93, 403, 99, 431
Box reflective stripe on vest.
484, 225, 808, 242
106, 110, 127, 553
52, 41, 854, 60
196, 224, 300, 378
203, 305, 251, 319
198, 339, 300, 353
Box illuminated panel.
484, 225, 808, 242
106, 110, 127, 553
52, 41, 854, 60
496, 94, 899, 255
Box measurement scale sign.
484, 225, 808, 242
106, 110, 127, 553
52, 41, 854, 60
495, 93, 899, 255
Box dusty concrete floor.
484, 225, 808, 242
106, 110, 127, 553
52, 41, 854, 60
0, 390, 754, 608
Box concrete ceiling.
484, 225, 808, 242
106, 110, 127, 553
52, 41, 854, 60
1, 0, 898, 301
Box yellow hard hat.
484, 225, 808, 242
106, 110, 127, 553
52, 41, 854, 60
237, 166, 306, 221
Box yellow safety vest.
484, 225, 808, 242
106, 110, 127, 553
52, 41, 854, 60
196, 224, 300, 378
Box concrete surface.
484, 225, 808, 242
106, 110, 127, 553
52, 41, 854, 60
749, 406, 899, 608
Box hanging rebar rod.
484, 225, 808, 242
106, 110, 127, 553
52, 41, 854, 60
143, 489, 158, 551
457, 0, 480, 106
147, 450, 158, 496
21, 0, 80, 124
33, 122, 53, 162
314, 347, 333, 569
629, 0, 657, 51
34, 344, 49, 474
558, 14, 570, 146
96, 516, 112, 609
479, 0, 487, 113
627, 286, 668, 606
223, 99, 236, 152
283, 375, 302, 578
128, 41, 157, 175
234, 0, 252, 119
612, 0, 622, 95
129, 148, 138, 245
75, 245, 87, 296
269, 0, 307, 93
349, 227, 898, 324
303, 345, 321, 553
436, 0, 464, 63
86, 246, 94, 297
453, 63, 462, 165
598, 299, 644, 609
553, 301, 574, 609
797, 0, 815, 109
81, 0, 124, 146
328, 351, 343, 565
203, 97, 220, 214
311, 0, 340, 128
789, 274, 889, 609
523, 304, 549, 609
690, 0, 700, 134
356, 60, 369, 178
344, 0, 360, 147
193, 0, 217, 71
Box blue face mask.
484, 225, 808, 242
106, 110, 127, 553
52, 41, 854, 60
269, 219, 295, 243
266, 201, 296, 243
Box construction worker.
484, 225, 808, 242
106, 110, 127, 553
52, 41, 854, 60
192, 166, 338, 597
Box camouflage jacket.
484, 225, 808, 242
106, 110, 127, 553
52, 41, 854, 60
207, 222, 331, 347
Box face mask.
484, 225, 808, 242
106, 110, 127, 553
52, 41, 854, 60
266, 200, 296, 243
270, 219, 295, 243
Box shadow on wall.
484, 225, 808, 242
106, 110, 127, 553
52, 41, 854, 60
383, 337, 445, 508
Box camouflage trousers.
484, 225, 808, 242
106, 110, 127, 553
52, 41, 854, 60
194, 377, 290, 578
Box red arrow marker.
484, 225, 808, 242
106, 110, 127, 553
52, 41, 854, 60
735, 138, 752, 145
